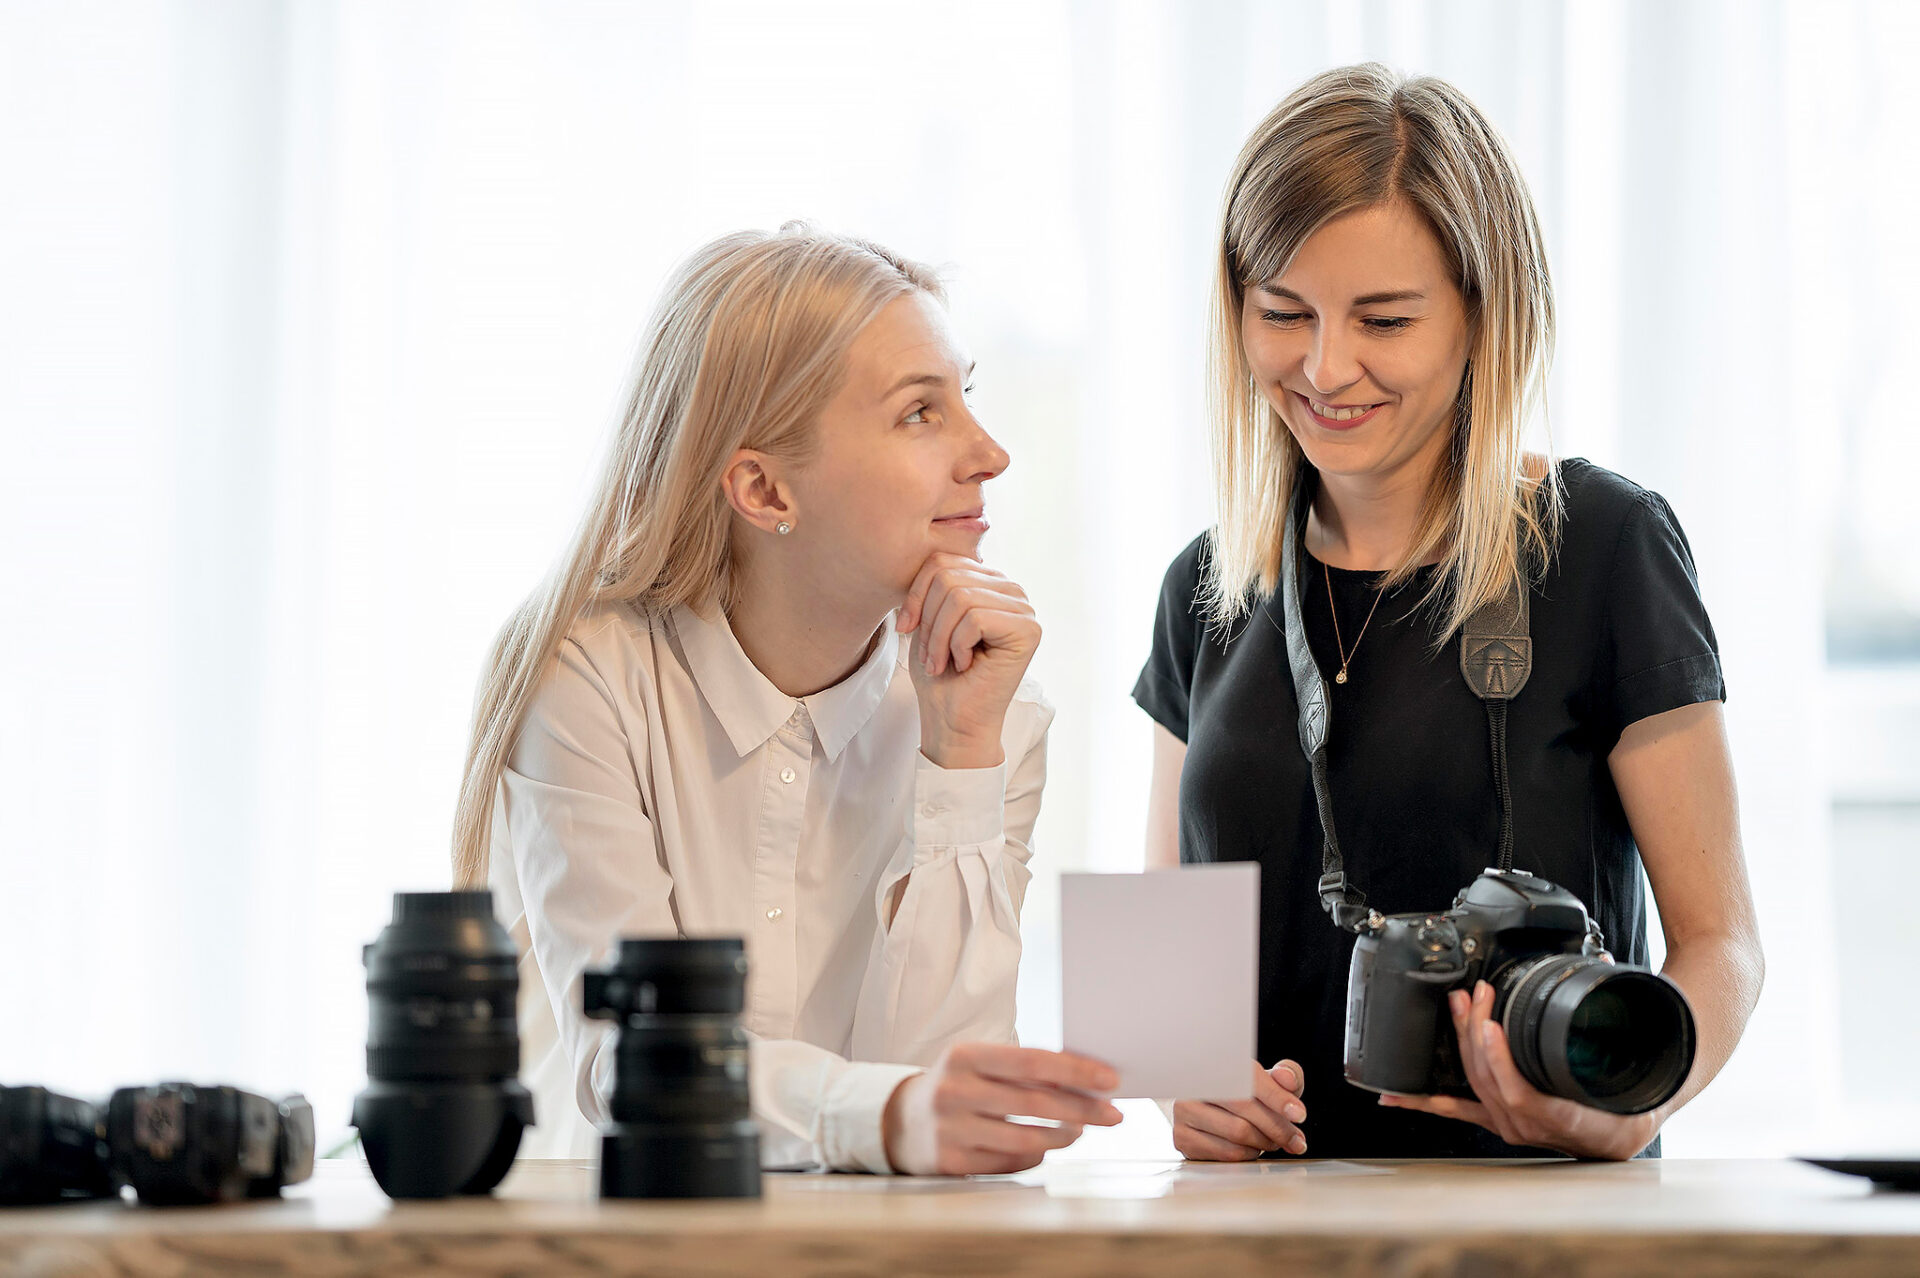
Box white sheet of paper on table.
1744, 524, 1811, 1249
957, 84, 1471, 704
1060, 862, 1260, 1101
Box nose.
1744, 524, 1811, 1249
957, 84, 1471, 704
959, 408, 1009, 483
1303, 325, 1363, 399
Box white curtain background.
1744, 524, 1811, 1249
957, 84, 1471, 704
4, 0, 1915, 1158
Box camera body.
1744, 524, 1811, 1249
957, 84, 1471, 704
1345, 869, 1694, 1115
108, 1084, 315, 1205
0, 1087, 114, 1204
0, 1083, 313, 1206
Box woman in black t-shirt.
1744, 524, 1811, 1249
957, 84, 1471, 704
1134, 65, 1764, 1161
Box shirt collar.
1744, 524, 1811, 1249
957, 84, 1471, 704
670, 603, 902, 763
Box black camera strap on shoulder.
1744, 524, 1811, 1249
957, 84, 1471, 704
1277, 480, 1533, 934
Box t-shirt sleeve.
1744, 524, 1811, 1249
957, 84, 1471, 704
1132, 534, 1209, 742
1598, 489, 1727, 742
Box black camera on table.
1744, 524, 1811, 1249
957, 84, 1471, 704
0, 1083, 313, 1206
1344, 869, 1697, 1115
108, 1084, 315, 1205
0, 1087, 114, 1204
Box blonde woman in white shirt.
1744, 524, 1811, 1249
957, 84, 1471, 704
449, 225, 1120, 1176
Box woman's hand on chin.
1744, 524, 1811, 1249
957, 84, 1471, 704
1377, 980, 1662, 1161
897, 552, 1040, 770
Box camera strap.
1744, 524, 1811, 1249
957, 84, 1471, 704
1278, 479, 1532, 933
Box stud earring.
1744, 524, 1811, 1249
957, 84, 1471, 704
775, 521, 792, 536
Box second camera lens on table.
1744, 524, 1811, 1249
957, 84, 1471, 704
585, 937, 760, 1200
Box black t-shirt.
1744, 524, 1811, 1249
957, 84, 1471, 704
1132, 459, 1725, 1158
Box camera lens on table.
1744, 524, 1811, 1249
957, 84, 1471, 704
352, 890, 533, 1199
584, 937, 760, 1199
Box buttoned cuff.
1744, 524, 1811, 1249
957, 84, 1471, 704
821, 1061, 926, 1174
910, 756, 1006, 849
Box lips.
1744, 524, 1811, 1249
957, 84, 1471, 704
934, 510, 988, 534
1297, 392, 1386, 430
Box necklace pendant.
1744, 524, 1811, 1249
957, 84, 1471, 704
1335, 668, 1349, 685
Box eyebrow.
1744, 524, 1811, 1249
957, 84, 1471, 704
882, 362, 978, 399
1256, 283, 1427, 307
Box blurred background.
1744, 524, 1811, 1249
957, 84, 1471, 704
3, 0, 1916, 1159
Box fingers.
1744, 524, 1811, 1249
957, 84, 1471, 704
1270, 1059, 1305, 1097
1451, 985, 1506, 1116
929, 1117, 1083, 1176
897, 556, 1029, 645
1475, 1014, 1536, 1112
899, 554, 966, 635
1175, 1100, 1283, 1158
1245, 1065, 1308, 1153
966, 1077, 1123, 1128
1449, 982, 1562, 1148
1173, 1122, 1267, 1162
1251, 1066, 1307, 1124
899, 553, 993, 635
964, 1114, 1086, 1162
1170, 1057, 1310, 1163
940, 610, 984, 676
942, 608, 1038, 675
922, 581, 1033, 676
1379, 1091, 1496, 1130
962, 1044, 1119, 1096
1223, 1097, 1307, 1154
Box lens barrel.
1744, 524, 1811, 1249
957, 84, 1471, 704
1496, 954, 1696, 1114
584, 938, 760, 1199
352, 891, 533, 1199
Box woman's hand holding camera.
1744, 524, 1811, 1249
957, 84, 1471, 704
1170, 1059, 1309, 1161
881, 1043, 1123, 1176
898, 553, 1040, 771
1378, 980, 1660, 1161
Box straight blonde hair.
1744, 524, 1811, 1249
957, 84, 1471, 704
451, 225, 943, 887
1204, 63, 1560, 638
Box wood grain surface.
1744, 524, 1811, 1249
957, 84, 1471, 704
2, 1156, 1916, 1277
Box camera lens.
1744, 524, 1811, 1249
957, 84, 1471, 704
1496, 954, 1696, 1114
351, 891, 534, 1199
584, 938, 760, 1199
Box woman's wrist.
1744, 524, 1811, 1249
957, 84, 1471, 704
881, 1072, 927, 1173
919, 726, 1006, 770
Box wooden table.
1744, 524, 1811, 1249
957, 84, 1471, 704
3, 1156, 1917, 1277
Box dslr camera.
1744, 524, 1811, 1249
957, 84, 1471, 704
0, 1082, 313, 1206
1344, 869, 1697, 1114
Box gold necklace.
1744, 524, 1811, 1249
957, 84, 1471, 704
1326, 562, 1387, 685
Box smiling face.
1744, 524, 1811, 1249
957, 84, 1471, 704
1241, 201, 1473, 489
785, 291, 1008, 600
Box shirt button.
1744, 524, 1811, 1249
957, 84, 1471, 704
780, 766, 796, 784
766, 907, 783, 921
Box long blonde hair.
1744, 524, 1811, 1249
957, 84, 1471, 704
1203, 62, 1560, 638
451, 224, 943, 887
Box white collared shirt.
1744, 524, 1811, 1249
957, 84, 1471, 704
488, 600, 1051, 1171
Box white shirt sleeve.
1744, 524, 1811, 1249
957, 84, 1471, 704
851, 695, 1054, 1066
502, 635, 928, 1174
